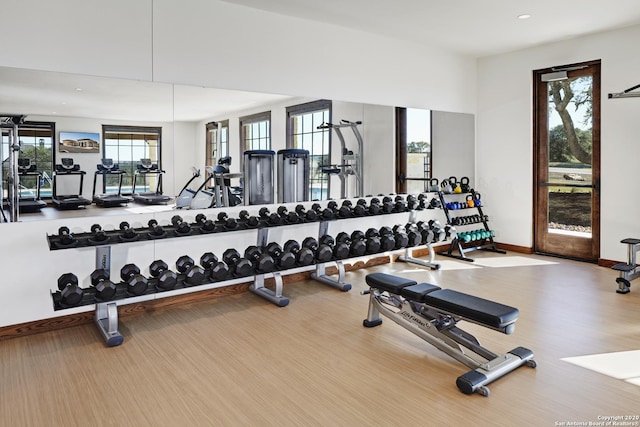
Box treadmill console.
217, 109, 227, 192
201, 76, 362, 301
56, 158, 81, 173
18, 158, 37, 173
97, 158, 119, 172
137, 158, 159, 172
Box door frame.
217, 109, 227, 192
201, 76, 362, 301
532, 60, 601, 261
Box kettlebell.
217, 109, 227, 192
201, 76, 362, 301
466, 194, 475, 208
460, 177, 471, 193
428, 178, 439, 192
449, 176, 462, 193
473, 192, 482, 207
441, 179, 453, 194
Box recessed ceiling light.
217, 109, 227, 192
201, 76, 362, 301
518, 14, 531, 20
75, 87, 83, 91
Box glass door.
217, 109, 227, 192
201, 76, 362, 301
533, 61, 600, 261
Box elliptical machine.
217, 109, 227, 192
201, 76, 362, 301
190, 156, 242, 209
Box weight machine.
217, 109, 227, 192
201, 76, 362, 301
317, 120, 364, 198
1, 115, 26, 222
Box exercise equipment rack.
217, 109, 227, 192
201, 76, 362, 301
611, 237, 640, 294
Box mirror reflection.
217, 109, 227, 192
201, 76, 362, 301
1, 66, 470, 224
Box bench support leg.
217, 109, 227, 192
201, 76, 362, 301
94, 302, 124, 347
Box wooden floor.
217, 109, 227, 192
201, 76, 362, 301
1, 252, 639, 426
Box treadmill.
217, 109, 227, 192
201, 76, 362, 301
17, 158, 47, 213
132, 158, 172, 205
51, 158, 91, 209
92, 158, 131, 207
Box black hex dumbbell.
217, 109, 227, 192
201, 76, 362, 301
244, 246, 276, 273
265, 242, 296, 270
90, 269, 117, 300
353, 199, 368, 217
405, 224, 423, 247
302, 236, 333, 263
381, 196, 394, 214
319, 235, 350, 260
195, 213, 216, 233
283, 240, 315, 266
176, 255, 206, 286
295, 204, 318, 222
238, 210, 260, 228
368, 198, 381, 215
347, 231, 368, 257
149, 260, 178, 291
120, 264, 149, 296
429, 220, 446, 242
364, 228, 382, 254
311, 203, 335, 220
222, 249, 255, 277
277, 206, 301, 224
90, 224, 110, 244
119, 221, 139, 242
335, 232, 364, 257
258, 207, 282, 225
57, 226, 77, 247
406, 194, 420, 211
416, 221, 435, 244
337, 200, 353, 218
379, 226, 397, 251
217, 212, 238, 230
392, 224, 409, 249
57, 273, 84, 306
148, 219, 165, 238
200, 252, 230, 282
171, 215, 192, 235
394, 196, 407, 213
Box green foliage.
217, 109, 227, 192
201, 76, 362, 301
408, 141, 430, 153
548, 125, 592, 163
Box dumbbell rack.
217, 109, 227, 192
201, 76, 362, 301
611, 238, 640, 294
437, 189, 505, 262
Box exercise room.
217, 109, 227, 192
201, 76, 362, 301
1, 1, 639, 426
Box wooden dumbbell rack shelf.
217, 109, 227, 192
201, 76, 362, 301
437, 189, 505, 262
48, 196, 446, 347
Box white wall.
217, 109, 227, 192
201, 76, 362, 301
476, 24, 640, 260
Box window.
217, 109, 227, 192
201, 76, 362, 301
286, 100, 331, 200
240, 111, 271, 151
2, 121, 55, 199
205, 120, 229, 167
102, 125, 162, 194
395, 107, 431, 194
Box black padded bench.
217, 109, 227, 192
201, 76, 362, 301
366, 272, 518, 333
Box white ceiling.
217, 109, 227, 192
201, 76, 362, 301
222, 0, 640, 57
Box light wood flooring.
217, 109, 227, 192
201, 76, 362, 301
1, 252, 639, 426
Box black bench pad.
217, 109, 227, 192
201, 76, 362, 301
366, 273, 417, 294
400, 283, 441, 302
423, 289, 519, 330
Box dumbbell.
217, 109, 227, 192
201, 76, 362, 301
148, 219, 165, 238
404, 224, 422, 247
171, 215, 191, 235
381, 196, 394, 214
362, 228, 382, 254
119, 221, 139, 242
57, 226, 77, 247
302, 237, 333, 263
244, 246, 276, 273
200, 252, 230, 282
90, 224, 110, 243
444, 225, 457, 239
353, 199, 368, 217
394, 196, 407, 213
392, 224, 409, 249
319, 235, 350, 260
416, 221, 435, 244
368, 198, 382, 215
217, 212, 238, 230
283, 240, 315, 266
57, 273, 84, 306
258, 207, 282, 225
265, 242, 296, 270
337, 200, 353, 218
311, 203, 335, 220
336, 232, 366, 257
407, 194, 419, 211
295, 204, 318, 222
277, 206, 300, 224
195, 213, 216, 232
379, 226, 396, 251
429, 220, 447, 242
90, 269, 117, 300
176, 255, 206, 286
149, 260, 178, 291
120, 264, 149, 296
238, 210, 260, 228
222, 249, 255, 277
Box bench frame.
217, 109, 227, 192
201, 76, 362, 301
363, 278, 535, 396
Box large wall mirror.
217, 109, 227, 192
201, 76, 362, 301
1, 66, 474, 224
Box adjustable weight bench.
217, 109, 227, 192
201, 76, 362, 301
362, 272, 536, 396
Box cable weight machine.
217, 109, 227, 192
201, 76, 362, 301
1, 115, 26, 222
317, 120, 364, 198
